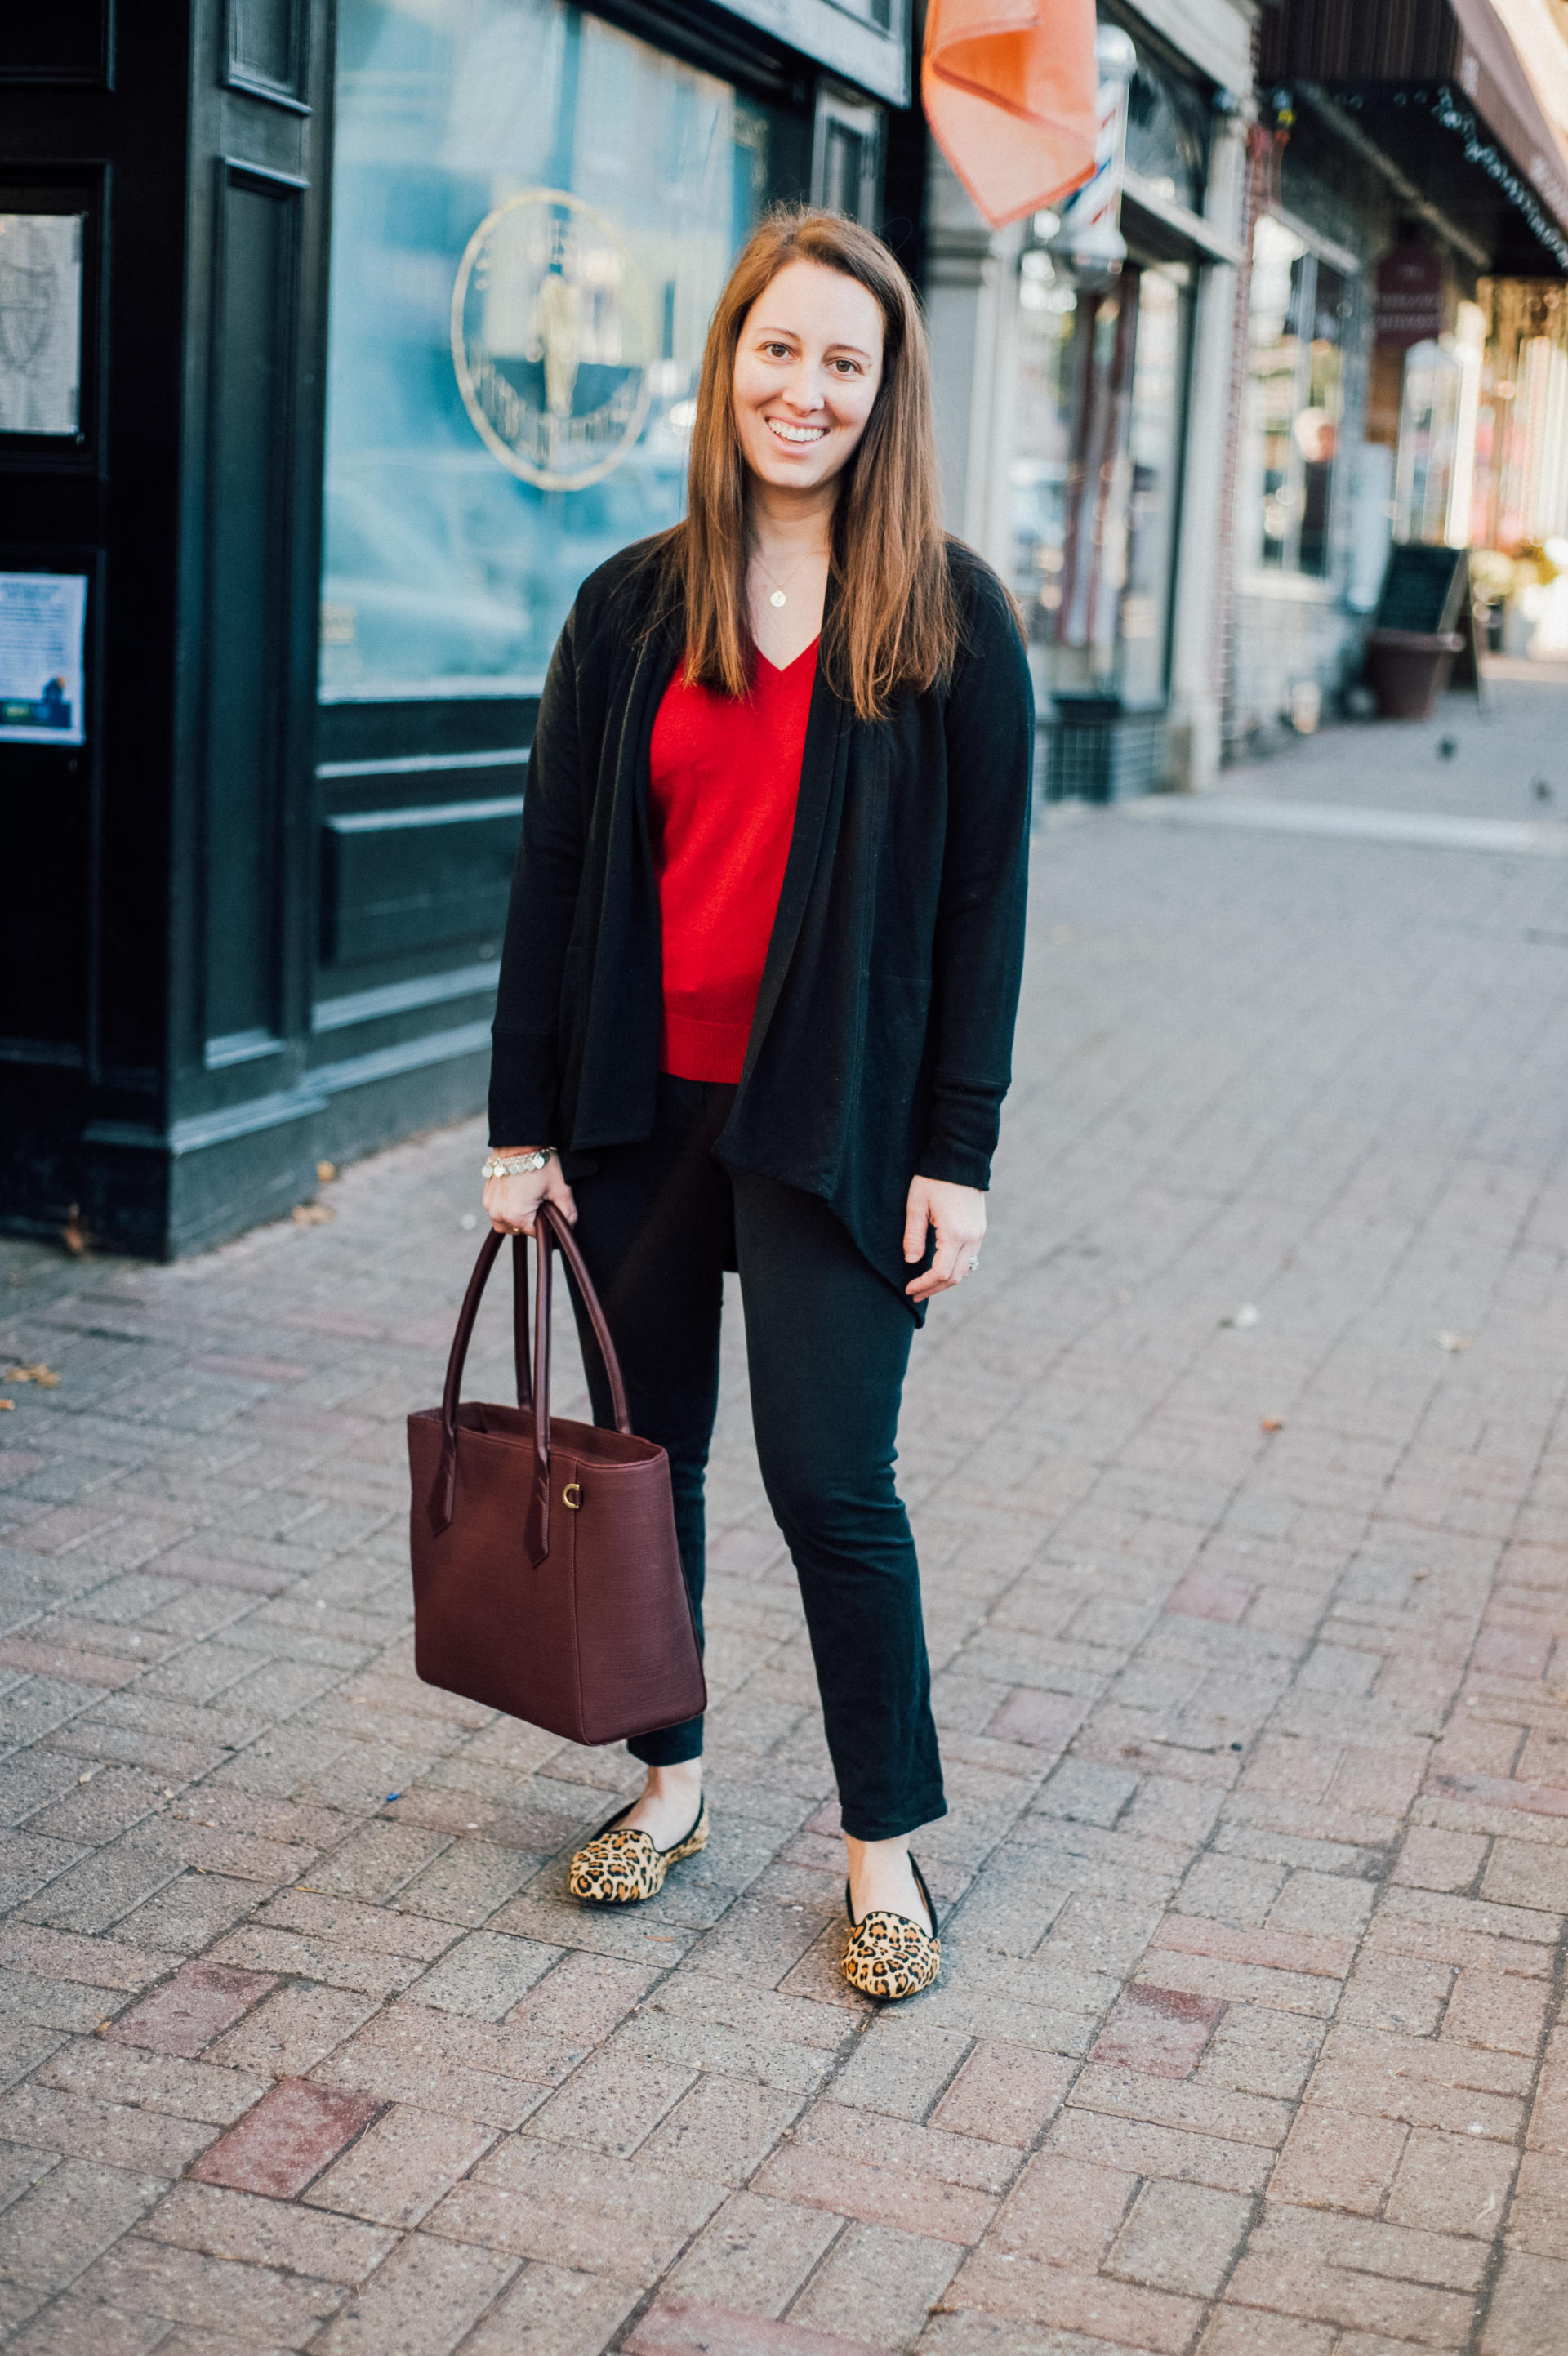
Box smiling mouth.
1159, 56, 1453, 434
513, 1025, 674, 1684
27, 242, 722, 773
765, 418, 827, 446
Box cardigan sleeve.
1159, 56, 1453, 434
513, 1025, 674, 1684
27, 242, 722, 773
487, 606, 586, 1147
916, 564, 1035, 1190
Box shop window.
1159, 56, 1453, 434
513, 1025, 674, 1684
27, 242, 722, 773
1241, 216, 1347, 579
321, 0, 783, 700
1010, 247, 1189, 706
813, 85, 881, 225
1122, 52, 1208, 216
1117, 269, 1184, 704
1392, 305, 1484, 549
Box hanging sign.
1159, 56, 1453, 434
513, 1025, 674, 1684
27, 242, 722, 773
0, 572, 87, 745
452, 190, 653, 492
1376, 245, 1446, 349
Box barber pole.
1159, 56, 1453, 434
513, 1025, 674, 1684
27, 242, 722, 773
1053, 26, 1136, 283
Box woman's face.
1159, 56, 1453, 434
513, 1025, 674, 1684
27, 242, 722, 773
732, 259, 885, 497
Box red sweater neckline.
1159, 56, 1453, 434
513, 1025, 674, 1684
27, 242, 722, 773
648, 645, 818, 1085
755, 635, 820, 680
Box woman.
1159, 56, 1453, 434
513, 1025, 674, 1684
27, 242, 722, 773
482, 207, 1032, 2003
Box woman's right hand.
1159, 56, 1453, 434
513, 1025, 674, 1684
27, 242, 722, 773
483, 1151, 577, 1237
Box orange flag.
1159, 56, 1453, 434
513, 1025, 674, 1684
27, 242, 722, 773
923, 0, 1099, 228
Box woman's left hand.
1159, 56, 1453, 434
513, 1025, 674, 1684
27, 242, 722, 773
903, 1176, 987, 1301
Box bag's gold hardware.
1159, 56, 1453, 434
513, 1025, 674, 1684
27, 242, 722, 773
563, 1481, 581, 1509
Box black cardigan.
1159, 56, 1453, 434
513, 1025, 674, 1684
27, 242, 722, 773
488, 536, 1034, 1305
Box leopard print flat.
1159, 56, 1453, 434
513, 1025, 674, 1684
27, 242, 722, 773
841, 1855, 941, 2002
568, 1795, 709, 1904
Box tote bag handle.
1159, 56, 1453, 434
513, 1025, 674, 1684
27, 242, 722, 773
431, 1205, 631, 1558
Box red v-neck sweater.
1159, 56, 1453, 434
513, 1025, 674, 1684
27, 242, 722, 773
648, 640, 818, 1084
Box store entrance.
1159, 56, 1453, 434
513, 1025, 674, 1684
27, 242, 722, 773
1013, 246, 1192, 799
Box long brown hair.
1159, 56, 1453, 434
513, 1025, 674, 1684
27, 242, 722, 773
660, 207, 959, 723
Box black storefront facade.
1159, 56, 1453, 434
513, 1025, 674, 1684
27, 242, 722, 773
1, 0, 914, 1258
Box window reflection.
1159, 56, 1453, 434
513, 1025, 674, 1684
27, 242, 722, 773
1119, 270, 1182, 704
1010, 248, 1188, 706
1244, 216, 1345, 578
1124, 56, 1209, 215
322, 0, 773, 699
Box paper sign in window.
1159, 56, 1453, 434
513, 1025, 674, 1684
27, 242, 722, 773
0, 214, 84, 437
0, 573, 88, 746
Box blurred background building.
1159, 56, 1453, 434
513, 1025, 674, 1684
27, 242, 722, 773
3, 0, 1567, 1257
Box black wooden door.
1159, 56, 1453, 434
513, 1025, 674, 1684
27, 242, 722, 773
0, 2, 337, 1254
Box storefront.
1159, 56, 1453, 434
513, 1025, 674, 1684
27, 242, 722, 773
1227, 120, 1379, 748
925, 0, 1254, 800
1230, 1, 1568, 747
1, 0, 910, 1255
313, 0, 828, 1115
1013, 24, 1210, 796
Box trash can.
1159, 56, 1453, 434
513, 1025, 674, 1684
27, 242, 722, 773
1364, 628, 1465, 720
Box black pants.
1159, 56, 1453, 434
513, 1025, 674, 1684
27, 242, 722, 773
566, 1075, 946, 1842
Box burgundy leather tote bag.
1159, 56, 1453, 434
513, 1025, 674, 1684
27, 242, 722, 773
408, 1203, 706, 1745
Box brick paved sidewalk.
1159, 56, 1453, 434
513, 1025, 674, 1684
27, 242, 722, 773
2, 728, 1568, 2354
1223, 668, 1568, 823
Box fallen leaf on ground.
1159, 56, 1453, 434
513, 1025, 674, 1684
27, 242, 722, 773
60, 1205, 91, 1256
5, 1365, 60, 1387
1260, 1416, 1285, 1433
317, 1160, 337, 1184
0, 1401, 11, 1412
1437, 1331, 1473, 1352
292, 1202, 334, 1225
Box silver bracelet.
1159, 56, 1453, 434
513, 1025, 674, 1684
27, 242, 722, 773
482, 1149, 555, 1178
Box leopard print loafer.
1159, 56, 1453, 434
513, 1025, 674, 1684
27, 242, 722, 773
841, 1855, 941, 2002
568, 1795, 709, 1904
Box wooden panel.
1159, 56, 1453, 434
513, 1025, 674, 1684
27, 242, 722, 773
0, 537, 104, 1070
224, 0, 307, 107
323, 797, 523, 965
202, 161, 301, 1052
315, 696, 536, 768
0, 759, 91, 1052
0, 2, 112, 84
312, 729, 530, 1007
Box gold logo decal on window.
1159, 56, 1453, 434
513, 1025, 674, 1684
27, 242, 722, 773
452, 190, 653, 492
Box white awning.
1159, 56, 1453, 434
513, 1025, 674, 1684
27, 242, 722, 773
1119, 0, 1254, 97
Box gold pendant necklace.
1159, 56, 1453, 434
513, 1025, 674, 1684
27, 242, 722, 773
752, 547, 820, 610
